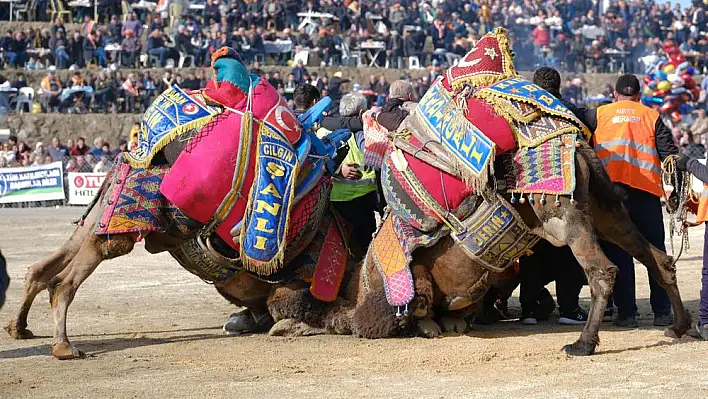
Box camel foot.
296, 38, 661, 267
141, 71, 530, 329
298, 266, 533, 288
665, 312, 692, 339
562, 341, 596, 356
268, 319, 327, 337
440, 316, 468, 333
416, 317, 442, 338
51, 342, 85, 360
4, 321, 35, 340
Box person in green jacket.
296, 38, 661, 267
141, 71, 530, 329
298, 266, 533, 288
329, 92, 379, 251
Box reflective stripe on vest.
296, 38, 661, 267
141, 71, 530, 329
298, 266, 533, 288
593, 101, 663, 198
697, 184, 708, 223
331, 134, 378, 202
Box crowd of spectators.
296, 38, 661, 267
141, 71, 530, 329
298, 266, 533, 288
0, 134, 131, 172
0, 0, 705, 74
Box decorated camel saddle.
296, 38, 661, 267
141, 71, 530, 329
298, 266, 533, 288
364, 28, 592, 310
93, 47, 351, 302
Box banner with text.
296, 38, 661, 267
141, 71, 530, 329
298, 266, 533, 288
0, 162, 65, 203
68, 172, 107, 205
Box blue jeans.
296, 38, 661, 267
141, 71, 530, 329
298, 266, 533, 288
94, 48, 107, 66
4, 51, 25, 67
55, 48, 70, 68
148, 47, 169, 66
601, 187, 672, 318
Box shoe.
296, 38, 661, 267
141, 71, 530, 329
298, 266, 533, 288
613, 315, 639, 328
603, 307, 614, 322
687, 323, 708, 340
653, 313, 674, 327
559, 307, 588, 325
521, 311, 538, 325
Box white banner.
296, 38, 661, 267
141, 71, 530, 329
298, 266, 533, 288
68, 172, 106, 205
0, 162, 65, 203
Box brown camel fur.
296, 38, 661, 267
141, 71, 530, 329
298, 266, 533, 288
4, 170, 353, 359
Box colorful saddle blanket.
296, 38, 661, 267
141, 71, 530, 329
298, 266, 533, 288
95, 156, 196, 237
370, 212, 447, 307
125, 86, 218, 168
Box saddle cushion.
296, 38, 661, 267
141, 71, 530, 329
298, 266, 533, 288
95, 156, 196, 237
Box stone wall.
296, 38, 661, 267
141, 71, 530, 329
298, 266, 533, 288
1, 113, 141, 146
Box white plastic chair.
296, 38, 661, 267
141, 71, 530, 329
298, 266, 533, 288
178, 52, 195, 68
15, 87, 34, 113
408, 56, 421, 69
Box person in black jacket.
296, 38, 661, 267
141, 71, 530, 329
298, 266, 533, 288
376, 80, 413, 131
0, 250, 8, 310
516, 67, 590, 326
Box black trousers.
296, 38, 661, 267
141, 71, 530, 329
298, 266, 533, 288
519, 240, 587, 314
332, 191, 378, 252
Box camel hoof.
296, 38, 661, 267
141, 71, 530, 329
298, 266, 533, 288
416, 317, 442, 338
4, 322, 35, 340
410, 296, 431, 318
562, 341, 596, 356
268, 319, 326, 337
52, 342, 85, 360
666, 312, 692, 338
440, 316, 468, 333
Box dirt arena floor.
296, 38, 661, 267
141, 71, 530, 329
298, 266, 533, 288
1, 207, 707, 398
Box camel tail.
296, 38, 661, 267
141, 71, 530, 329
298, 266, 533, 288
576, 141, 626, 211
73, 168, 113, 226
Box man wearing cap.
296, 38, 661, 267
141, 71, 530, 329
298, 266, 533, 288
586, 74, 678, 328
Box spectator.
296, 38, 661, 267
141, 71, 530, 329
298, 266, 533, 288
182, 72, 201, 91
92, 71, 113, 113
40, 67, 62, 112
31, 142, 47, 164
175, 25, 195, 63
105, 15, 122, 44
328, 71, 350, 103
121, 73, 140, 112
122, 12, 142, 38
48, 137, 69, 161
71, 137, 89, 156
532, 22, 550, 66
140, 71, 157, 110
157, 71, 175, 93
5, 31, 28, 68
50, 30, 70, 69
76, 155, 92, 172
291, 60, 308, 84
66, 157, 79, 172
146, 29, 170, 67
120, 29, 141, 67
88, 137, 106, 158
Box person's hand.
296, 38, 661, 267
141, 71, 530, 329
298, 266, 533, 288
341, 163, 362, 179
677, 153, 690, 172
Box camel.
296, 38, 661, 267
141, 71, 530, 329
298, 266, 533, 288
272, 140, 691, 356
3, 166, 357, 359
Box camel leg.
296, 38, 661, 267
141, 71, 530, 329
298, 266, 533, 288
214, 273, 275, 335
50, 234, 135, 360
534, 205, 616, 356
592, 206, 691, 338
267, 283, 353, 336
5, 198, 102, 340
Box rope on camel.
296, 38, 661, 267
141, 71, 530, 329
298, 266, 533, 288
661, 154, 692, 260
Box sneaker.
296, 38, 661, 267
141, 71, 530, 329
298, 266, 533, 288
613, 315, 639, 329
603, 307, 614, 323
687, 323, 708, 341
559, 307, 589, 325
653, 313, 674, 327
521, 311, 538, 325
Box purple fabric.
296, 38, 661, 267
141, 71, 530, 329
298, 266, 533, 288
701, 226, 708, 326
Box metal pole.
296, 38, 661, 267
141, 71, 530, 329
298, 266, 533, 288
94, 0, 97, 22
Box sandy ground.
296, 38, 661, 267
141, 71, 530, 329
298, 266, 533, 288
0, 207, 706, 399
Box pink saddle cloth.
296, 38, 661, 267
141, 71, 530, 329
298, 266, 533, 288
160, 78, 301, 250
